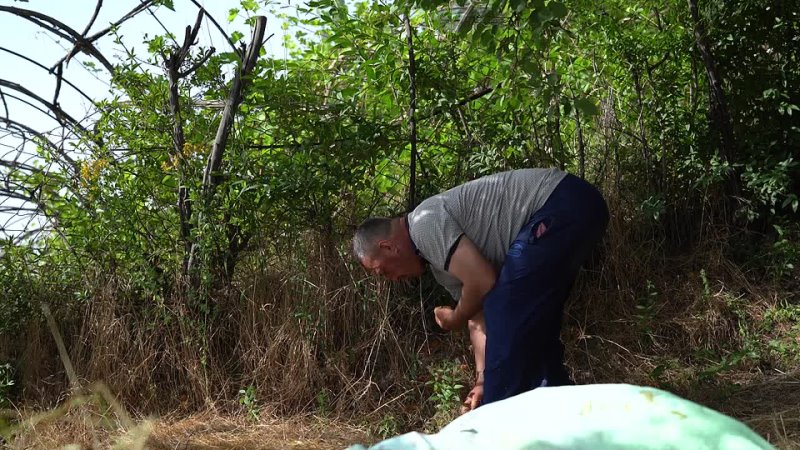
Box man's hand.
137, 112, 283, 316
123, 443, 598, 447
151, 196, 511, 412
461, 383, 484, 414
434, 306, 459, 331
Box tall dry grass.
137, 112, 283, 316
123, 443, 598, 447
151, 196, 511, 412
5, 231, 455, 420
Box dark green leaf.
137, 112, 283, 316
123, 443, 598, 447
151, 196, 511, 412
549, 1, 568, 19
575, 97, 600, 116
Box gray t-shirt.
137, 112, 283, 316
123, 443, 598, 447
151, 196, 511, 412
407, 168, 566, 300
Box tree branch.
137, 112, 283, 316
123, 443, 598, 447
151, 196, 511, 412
179, 48, 215, 78
163, 10, 208, 274
1, 119, 78, 169
404, 13, 418, 211
0, 79, 88, 134
0, 87, 8, 125
0, 46, 94, 103
0, 6, 114, 72
187, 16, 267, 277
0, 158, 42, 173
53, 63, 64, 107
186, 0, 242, 57
53, 0, 157, 72
86, 0, 156, 43
81, 0, 103, 36
201, 16, 267, 191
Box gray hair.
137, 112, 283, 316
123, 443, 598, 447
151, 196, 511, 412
352, 217, 394, 260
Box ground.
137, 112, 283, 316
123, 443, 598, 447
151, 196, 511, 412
4, 373, 800, 450
7, 411, 370, 450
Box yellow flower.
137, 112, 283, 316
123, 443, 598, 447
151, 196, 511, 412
182, 142, 207, 157
80, 157, 109, 185
161, 154, 180, 171
80, 162, 91, 180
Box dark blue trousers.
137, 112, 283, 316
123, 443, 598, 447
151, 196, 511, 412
481, 174, 609, 405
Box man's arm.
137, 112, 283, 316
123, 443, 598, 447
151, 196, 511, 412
462, 311, 486, 412
468, 311, 487, 379
434, 236, 496, 331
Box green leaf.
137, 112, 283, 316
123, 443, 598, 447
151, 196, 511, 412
548, 1, 568, 19
228, 8, 240, 23
480, 28, 494, 47
510, 0, 527, 13
155, 0, 175, 11
231, 31, 245, 43
575, 97, 600, 116
146, 35, 165, 54
561, 97, 572, 116
520, 56, 539, 74
241, 0, 259, 12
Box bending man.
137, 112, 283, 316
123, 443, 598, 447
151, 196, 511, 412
352, 168, 609, 412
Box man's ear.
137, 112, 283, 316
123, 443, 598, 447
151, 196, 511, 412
377, 239, 393, 251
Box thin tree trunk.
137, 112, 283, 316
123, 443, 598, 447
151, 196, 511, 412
631, 65, 652, 187
201, 18, 266, 192
41, 303, 79, 391
166, 59, 192, 273
546, 59, 565, 169
404, 13, 418, 211
187, 16, 267, 279
575, 106, 586, 179
164, 11, 209, 276
552, 105, 564, 170
688, 0, 735, 168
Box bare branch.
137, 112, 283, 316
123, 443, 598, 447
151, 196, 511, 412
0, 47, 95, 103
56, 0, 155, 70
0, 87, 8, 125
186, 0, 242, 57
0, 187, 35, 203
81, 0, 103, 36
86, 0, 156, 42
0, 158, 42, 173
186, 8, 205, 55
13, 228, 47, 245
391, 84, 496, 125
163, 9, 211, 274
4, 92, 64, 123
53, 63, 64, 107
0, 79, 88, 134
0, 6, 114, 72
179, 48, 215, 78
403, 13, 418, 211
0, 206, 41, 214
1, 119, 78, 169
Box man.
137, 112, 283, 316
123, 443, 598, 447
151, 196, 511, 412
352, 168, 609, 412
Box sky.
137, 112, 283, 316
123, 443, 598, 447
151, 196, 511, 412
0, 0, 295, 240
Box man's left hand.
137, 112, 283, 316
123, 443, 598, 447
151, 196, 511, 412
461, 383, 484, 414
434, 306, 459, 330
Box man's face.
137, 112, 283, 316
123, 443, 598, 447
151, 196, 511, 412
360, 242, 424, 281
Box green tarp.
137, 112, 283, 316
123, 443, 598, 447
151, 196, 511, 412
349, 384, 774, 450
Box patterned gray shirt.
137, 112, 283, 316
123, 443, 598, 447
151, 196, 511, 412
407, 168, 566, 300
